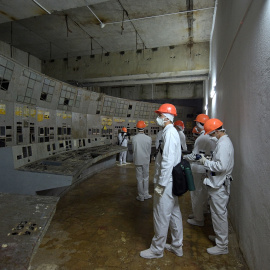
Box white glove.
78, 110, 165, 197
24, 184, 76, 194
199, 154, 207, 165
154, 185, 165, 197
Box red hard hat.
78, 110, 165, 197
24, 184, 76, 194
122, 127, 127, 132
174, 120, 185, 128
192, 126, 200, 134
204, 119, 223, 134
194, 114, 209, 124
155, 103, 177, 116
136, 120, 146, 129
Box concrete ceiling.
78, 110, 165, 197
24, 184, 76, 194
0, 0, 215, 61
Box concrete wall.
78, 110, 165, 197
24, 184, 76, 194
207, 0, 270, 269
0, 40, 41, 72
42, 42, 209, 83
100, 82, 203, 101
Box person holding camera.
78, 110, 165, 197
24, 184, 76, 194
199, 118, 234, 255
184, 114, 216, 226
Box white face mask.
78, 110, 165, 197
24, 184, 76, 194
123, 133, 127, 135
156, 117, 165, 127
210, 136, 218, 142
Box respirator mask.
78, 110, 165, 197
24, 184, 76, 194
156, 117, 166, 127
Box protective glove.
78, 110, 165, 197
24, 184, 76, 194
154, 184, 165, 197
199, 154, 207, 165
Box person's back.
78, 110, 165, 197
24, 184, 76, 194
132, 121, 152, 201
132, 133, 152, 165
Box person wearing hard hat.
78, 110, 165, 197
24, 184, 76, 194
132, 121, 152, 201
118, 127, 128, 165
198, 118, 234, 255
192, 126, 200, 138
140, 103, 183, 259
184, 114, 216, 227
174, 120, 187, 151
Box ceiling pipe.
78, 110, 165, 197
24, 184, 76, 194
32, 0, 51, 14
87, 6, 106, 28
105, 7, 214, 25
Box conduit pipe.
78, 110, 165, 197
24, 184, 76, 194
105, 7, 214, 25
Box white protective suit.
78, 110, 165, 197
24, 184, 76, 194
150, 124, 183, 254
184, 130, 216, 222
132, 132, 152, 199
118, 132, 128, 164
203, 134, 234, 249
178, 130, 187, 151
155, 130, 163, 150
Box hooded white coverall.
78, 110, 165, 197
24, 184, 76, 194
203, 134, 234, 249
132, 133, 152, 199
178, 130, 187, 151
155, 130, 163, 150
184, 130, 216, 222
150, 124, 183, 254
118, 132, 128, 164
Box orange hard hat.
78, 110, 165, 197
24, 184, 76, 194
192, 126, 200, 134
122, 127, 127, 132
155, 103, 177, 116
194, 114, 209, 124
174, 120, 185, 128
136, 120, 146, 129
204, 119, 223, 134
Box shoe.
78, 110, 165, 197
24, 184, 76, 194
188, 213, 194, 219
144, 194, 152, 200
207, 246, 228, 255
140, 248, 163, 259
208, 235, 216, 242
136, 196, 144, 201
165, 244, 183, 257
187, 218, 204, 227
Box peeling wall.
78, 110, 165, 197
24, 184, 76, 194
42, 42, 209, 83
207, 0, 270, 269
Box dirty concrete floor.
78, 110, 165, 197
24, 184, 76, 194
30, 163, 248, 270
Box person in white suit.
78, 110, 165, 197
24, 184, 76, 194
140, 103, 183, 259
132, 120, 152, 201
199, 118, 234, 255
184, 114, 215, 227
174, 120, 187, 151
118, 127, 128, 165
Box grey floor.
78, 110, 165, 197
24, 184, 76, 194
30, 162, 248, 270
